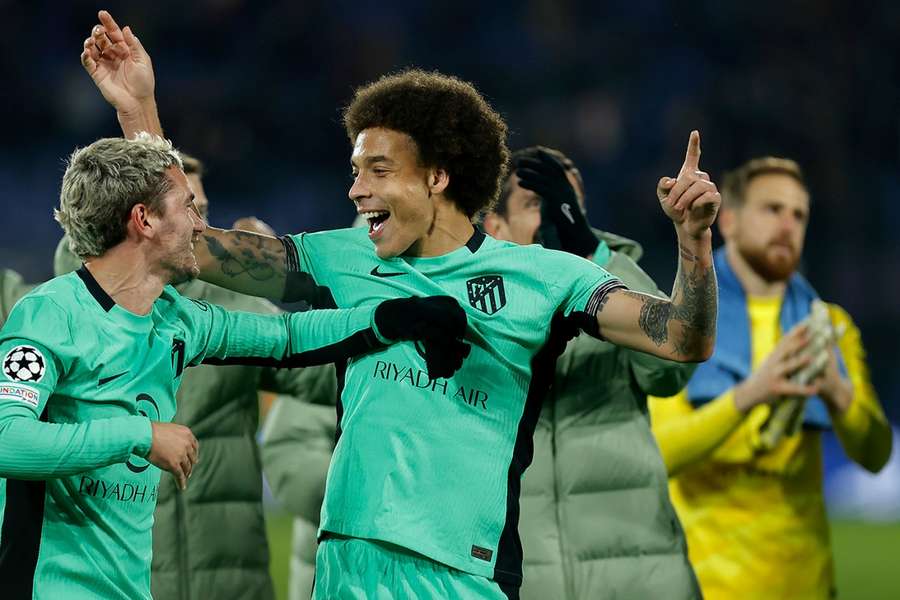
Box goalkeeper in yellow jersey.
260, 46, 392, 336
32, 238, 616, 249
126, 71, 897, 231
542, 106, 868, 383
649, 157, 892, 599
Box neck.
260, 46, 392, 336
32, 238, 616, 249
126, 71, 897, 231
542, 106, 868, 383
405, 200, 475, 257
84, 244, 166, 315
724, 243, 787, 298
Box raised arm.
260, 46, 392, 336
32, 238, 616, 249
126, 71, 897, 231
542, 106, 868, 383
595, 131, 719, 362
81, 11, 161, 138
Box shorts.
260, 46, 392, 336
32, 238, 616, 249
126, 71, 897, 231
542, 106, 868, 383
313, 534, 518, 599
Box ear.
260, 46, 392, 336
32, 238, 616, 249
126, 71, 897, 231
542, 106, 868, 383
717, 205, 736, 240
481, 212, 504, 238
126, 203, 157, 241
427, 167, 450, 195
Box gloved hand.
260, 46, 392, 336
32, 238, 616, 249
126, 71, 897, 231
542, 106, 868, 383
514, 148, 598, 258
374, 296, 471, 379
758, 300, 837, 449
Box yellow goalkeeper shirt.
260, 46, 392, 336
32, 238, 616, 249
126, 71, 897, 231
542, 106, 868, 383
649, 299, 891, 600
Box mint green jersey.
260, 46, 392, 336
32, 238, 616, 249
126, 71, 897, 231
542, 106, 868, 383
0, 266, 383, 600
285, 228, 624, 586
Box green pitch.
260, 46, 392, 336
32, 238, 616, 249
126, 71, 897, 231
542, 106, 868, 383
266, 514, 900, 600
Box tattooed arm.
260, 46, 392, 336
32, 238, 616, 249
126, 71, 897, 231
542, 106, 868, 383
593, 131, 720, 362
194, 227, 288, 300
594, 235, 717, 361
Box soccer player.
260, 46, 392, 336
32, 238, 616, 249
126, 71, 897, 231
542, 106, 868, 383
83, 12, 720, 598
481, 147, 700, 599
0, 133, 469, 600
51, 152, 305, 600
649, 157, 893, 598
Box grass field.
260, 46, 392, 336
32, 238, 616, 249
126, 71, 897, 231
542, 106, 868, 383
266, 514, 900, 599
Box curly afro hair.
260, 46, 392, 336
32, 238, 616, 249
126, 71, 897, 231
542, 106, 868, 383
343, 69, 510, 218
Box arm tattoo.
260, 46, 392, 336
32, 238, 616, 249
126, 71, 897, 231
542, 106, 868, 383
203, 231, 284, 281
615, 259, 716, 356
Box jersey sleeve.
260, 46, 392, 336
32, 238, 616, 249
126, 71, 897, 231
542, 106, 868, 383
176, 293, 385, 369
0, 296, 152, 479
546, 249, 627, 319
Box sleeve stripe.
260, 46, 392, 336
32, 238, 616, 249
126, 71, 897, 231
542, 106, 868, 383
584, 279, 627, 317
280, 235, 301, 273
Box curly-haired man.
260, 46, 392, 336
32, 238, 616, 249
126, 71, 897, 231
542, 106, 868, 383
84, 11, 722, 599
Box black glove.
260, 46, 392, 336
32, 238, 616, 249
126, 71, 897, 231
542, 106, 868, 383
515, 149, 599, 258
374, 296, 471, 379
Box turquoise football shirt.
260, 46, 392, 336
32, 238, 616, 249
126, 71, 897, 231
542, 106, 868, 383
0, 266, 383, 599
285, 227, 624, 585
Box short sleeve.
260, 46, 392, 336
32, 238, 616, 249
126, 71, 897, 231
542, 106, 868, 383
545, 249, 627, 318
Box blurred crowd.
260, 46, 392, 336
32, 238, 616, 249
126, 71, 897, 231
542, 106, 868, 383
0, 0, 897, 421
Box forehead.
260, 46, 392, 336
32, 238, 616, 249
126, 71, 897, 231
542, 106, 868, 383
351, 127, 418, 164
164, 166, 192, 198
505, 173, 539, 211
744, 173, 809, 209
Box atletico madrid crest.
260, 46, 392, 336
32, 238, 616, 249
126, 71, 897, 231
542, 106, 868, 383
466, 275, 506, 315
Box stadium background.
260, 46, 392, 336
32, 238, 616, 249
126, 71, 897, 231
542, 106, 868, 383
1, 1, 897, 597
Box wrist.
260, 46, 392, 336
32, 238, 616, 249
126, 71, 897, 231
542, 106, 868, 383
732, 381, 759, 414
822, 378, 853, 415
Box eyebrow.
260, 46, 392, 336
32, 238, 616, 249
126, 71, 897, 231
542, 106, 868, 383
350, 155, 395, 168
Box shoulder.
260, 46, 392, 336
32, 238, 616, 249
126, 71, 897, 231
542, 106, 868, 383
0, 275, 78, 349
291, 227, 368, 251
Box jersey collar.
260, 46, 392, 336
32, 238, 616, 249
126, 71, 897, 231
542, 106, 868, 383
465, 228, 486, 253
76, 265, 115, 312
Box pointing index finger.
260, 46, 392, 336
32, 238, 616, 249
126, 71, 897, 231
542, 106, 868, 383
682, 130, 701, 172
98, 10, 125, 43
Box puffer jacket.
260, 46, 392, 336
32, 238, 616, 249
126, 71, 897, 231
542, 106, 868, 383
518, 231, 701, 600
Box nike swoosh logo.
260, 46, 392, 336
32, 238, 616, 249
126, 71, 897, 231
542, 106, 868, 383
370, 266, 405, 278
98, 371, 129, 386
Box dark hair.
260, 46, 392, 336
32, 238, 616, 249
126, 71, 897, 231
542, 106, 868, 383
492, 146, 584, 216
721, 156, 806, 208
343, 69, 510, 218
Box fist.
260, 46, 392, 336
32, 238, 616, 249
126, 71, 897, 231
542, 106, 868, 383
657, 131, 721, 239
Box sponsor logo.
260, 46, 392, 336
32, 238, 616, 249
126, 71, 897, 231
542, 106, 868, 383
0, 382, 40, 407
560, 202, 576, 224
370, 266, 405, 278
3, 345, 46, 383
79, 475, 158, 504
127, 393, 160, 473
466, 275, 506, 315
372, 360, 488, 411
471, 545, 493, 561
98, 371, 129, 387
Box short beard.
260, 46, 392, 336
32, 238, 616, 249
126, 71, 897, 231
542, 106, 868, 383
739, 242, 800, 283
160, 252, 199, 286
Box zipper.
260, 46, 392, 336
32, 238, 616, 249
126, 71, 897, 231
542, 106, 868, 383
174, 487, 192, 600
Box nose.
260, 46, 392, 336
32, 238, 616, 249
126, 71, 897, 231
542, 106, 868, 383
349, 173, 370, 202
191, 210, 207, 233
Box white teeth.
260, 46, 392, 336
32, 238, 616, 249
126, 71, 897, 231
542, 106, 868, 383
360, 210, 389, 219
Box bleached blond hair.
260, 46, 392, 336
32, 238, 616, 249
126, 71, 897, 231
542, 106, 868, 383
54, 132, 183, 258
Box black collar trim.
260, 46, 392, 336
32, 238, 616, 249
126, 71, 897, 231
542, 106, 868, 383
76, 265, 115, 312
466, 228, 486, 253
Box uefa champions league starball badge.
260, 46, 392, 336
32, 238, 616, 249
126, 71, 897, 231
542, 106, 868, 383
3, 345, 46, 383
